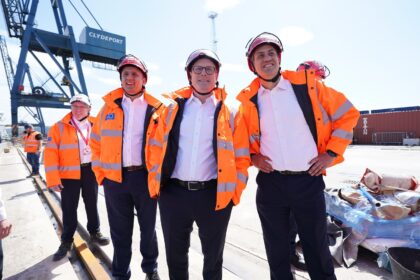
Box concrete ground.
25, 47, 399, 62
0, 142, 79, 280
4, 144, 418, 279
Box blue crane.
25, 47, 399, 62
0, 0, 126, 136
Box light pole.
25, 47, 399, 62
208, 12, 218, 52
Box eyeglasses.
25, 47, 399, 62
192, 65, 216, 75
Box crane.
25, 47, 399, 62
0, 0, 126, 136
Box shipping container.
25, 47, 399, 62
353, 110, 420, 145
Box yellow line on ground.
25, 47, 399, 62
17, 147, 110, 280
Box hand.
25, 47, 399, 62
0, 219, 12, 239
51, 185, 64, 192
308, 153, 335, 176
251, 154, 274, 173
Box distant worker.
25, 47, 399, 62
287, 60, 331, 271
23, 124, 42, 177
0, 190, 12, 280
90, 55, 164, 280
44, 94, 110, 262
296, 60, 330, 80
147, 49, 250, 280
237, 32, 360, 280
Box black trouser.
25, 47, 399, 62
61, 165, 100, 242
256, 171, 336, 280
103, 169, 158, 280
0, 240, 3, 280
159, 180, 233, 280
289, 212, 298, 255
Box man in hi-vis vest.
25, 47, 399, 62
23, 124, 42, 177
90, 55, 166, 280
147, 49, 250, 280
237, 32, 360, 280
44, 94, 110, 261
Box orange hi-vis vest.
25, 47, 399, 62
44, 113, 96, 187
237, 70, 360, 168
90, 88, 167, 185
23, 131, 41, 153
147, 86, 251, 210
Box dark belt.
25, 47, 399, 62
80, 162, 91, 167
122, 165, 145, 172
275, 170, 308, 175
171, 178, 217, 191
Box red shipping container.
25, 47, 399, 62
353, 111, 420, 145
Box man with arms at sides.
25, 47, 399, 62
90, 55, 165, 280
44, 94, 110, 261
147, 49, 250, 280
23, 124, 42, 177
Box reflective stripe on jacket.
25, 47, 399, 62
148, 86, 251, 210
236, 70, 360, 168
23, 131, 41, 153
90, 88, 166, 185
44, 113, 96, 187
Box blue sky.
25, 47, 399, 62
1, 0, 419, 125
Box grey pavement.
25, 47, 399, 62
4, 144, 409, 279
0, 143, 79, 280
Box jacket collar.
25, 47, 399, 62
60, 112, 95, 126
237, 70, 314, 104
103, 87, 163, 109
171, 86, 227, 102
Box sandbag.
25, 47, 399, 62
394, 191, 420, 212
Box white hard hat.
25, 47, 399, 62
70, 94, 91, 106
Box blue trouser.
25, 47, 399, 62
159, 180, 233, 280
61, 165, 100, 242
26, 152, 39, 174
256, 171, 336, 280
103, 169, 158, 280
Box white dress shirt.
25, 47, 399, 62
72, 118, 92, 164
171, 94, 218, 181
258, 76, 318, 171
122, 94, 147, 167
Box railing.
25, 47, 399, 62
372, 132, 416, 145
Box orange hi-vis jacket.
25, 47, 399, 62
147, 86, 251, 210
23, 131, 41, 153
44, 113, 96, 187
90, 88, 167, 185
237, 70, 360, 167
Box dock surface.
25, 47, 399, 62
3, 143, 415, 279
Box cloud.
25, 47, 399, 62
94, 76, 121, 87
145, 62, 159, 71
147, 75, 163, 87
278, 26, 314, 46
221, 63, 247, 73
205, 0, 240, 13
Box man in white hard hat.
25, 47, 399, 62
44, 94, 110, 261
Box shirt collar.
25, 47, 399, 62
122, 93, 145, 104
259, 75, 290, 94
187, 93, 217, 107
71, 115, 89, 127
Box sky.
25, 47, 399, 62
0, 0, 419, 126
